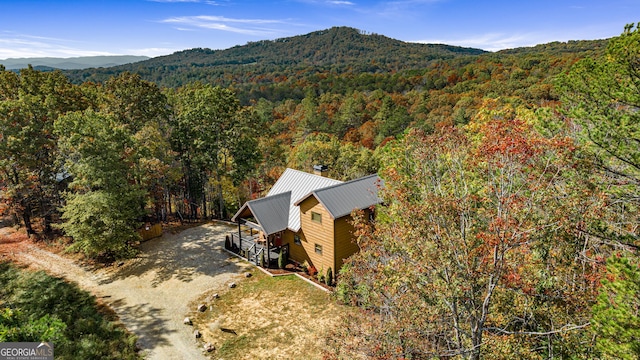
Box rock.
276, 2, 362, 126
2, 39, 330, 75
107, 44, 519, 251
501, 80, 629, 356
194, 329, 201, 339
197, 304, 207, 312
117, 261, 125, 267
183, 317, 192, 325
228, 282, 236, 289
212, 293, 219, 299
204, 342, 215, 352
245, 272, 252, 278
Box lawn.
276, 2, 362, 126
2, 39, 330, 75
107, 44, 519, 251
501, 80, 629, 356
191, 269, 347, 359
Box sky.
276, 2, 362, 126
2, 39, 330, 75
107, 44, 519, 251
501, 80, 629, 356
0, 0, 638, 59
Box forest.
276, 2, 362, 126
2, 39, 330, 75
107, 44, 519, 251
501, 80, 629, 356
1, 23, 640, 358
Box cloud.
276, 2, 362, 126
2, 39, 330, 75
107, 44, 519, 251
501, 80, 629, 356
0, 33, 115, 59
413, 32, 540, 51
125, 47, 179, 57
161, 15, 289, 36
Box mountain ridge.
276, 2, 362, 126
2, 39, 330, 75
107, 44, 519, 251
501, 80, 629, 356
0, 55, 150, 70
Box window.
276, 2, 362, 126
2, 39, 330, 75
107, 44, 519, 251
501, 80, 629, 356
315, 244, 323, 255
311, 211, 322, 223
294, 234, 301, 245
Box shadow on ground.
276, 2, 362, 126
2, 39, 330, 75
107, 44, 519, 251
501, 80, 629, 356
98, 222, 245, 287
107, 297, 175, 350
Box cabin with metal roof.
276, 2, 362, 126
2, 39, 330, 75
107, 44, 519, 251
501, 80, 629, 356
228, 168, 382, 275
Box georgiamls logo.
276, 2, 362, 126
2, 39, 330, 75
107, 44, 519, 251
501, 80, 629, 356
36, 342, 52, 351
0, 342, 54, 359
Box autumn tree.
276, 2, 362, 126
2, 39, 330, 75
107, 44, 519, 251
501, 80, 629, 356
0, 66, 85, 237
329, 120, 603, 359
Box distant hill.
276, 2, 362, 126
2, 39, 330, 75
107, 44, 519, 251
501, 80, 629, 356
57, 26, 607, 105
63, 27, 487, 87
0, 55, 150, 70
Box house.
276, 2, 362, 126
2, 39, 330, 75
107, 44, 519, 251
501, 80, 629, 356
228, 167, 382, 274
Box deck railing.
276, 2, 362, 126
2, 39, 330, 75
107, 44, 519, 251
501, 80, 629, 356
226, 232, 286, 267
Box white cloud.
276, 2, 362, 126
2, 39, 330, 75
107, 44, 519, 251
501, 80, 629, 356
0, 34, 115, 59
412, 32, 543, 52
0, 32, 174, 59
161, 15, 288, 36
125, 47, 178, 57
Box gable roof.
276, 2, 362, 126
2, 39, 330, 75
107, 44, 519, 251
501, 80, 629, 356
294, 174, 383, 219
267, 168, 342, 232
231, 191, 291, 235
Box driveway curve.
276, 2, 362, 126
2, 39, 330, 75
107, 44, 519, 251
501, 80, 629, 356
6, 222, 250, 360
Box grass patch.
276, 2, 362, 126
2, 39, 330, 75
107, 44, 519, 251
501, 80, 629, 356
193, 269, 347, 359
0, 262, 141, 359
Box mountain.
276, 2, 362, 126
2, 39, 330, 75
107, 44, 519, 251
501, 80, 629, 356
0, 55, 150, 70
62, 27, 486, 87
58, 26, 606, 106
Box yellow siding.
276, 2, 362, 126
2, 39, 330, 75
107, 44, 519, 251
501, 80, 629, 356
298, 197, 334, 273
333, 213, 363, 270
284, 230, 312, 265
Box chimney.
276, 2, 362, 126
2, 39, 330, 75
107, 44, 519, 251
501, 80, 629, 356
313, 165, 329, 177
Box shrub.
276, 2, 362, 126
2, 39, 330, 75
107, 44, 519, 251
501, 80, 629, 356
278, 249, 287, 269
326, 267, 333, 286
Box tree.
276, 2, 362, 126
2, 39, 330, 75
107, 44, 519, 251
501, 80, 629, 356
0, 67, 85, 237
168, 83, 249, 219
560, 23, 640, 359
591, 255, 640, 359
55, 110, 144, 258
559, 23, 640, 250
329, 120, 603, 359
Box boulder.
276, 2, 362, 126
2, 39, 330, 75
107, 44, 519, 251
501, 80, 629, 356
194, 329, 201, 339
245, 272, 252, 278
204, 342, 215, 352
197, 304, 207, 312
228, 282, 236, 289
183, 317, 192, 325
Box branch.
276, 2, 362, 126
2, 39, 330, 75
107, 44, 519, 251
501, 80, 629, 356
485, 322, 590, 336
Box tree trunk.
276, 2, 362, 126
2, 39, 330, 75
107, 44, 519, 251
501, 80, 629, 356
22, 206, 35, 238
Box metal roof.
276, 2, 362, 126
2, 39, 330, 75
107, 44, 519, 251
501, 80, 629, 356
267, 168, 342, 231
231, 191, 291, 235
294, 174, 383, 219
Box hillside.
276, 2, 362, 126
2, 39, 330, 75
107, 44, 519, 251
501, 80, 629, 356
63, 27, 485, 87
0, 55, 149, 70
59, 26, 607, 107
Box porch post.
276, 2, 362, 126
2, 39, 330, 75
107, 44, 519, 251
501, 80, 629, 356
237, 220, 242, 252
267, 235, 271, 268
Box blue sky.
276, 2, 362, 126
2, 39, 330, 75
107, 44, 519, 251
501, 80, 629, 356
0, 0, 637, 59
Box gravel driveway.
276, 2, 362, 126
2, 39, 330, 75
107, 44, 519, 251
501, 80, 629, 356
7, 222, 251, 360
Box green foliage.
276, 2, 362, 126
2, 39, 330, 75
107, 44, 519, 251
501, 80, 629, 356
325, 267, 333, 286
560, 23, 640, 248
0, 263, 140, 359
55, 110, 144, 258
278, 248, 287, 269
592, 256, 640, 359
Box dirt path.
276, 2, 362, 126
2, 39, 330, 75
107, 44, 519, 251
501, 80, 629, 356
2, 222, 251, 360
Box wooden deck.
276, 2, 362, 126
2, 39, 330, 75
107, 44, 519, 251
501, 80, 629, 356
226, 232, 284, 267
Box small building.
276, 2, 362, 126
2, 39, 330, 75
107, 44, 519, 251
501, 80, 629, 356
229, 168, 382, 273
